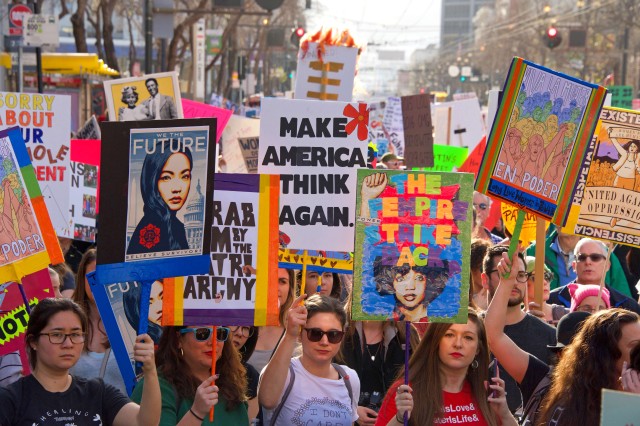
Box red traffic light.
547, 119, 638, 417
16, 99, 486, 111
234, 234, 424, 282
290, 27, 306, 46
547, 27, 557, 37
295, 27, 306, 37
544, 26, 562, 49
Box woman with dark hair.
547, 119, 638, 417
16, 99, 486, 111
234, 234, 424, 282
299, 270, 342, 299
70, 249, 127, 394
127, 138, 193, 255
227, 325, 259, 420
132, 325, 249, 424
123, 280, 164, 343
375, 309, 516, 426
0, 298, 160, 425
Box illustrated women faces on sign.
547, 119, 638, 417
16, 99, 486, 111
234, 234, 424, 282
126, 139, 193, 256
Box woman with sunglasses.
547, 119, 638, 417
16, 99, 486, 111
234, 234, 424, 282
259, 294, 361, 425
228, 325, 260, 420
132, 325, 248, 425
0, 298, 161, 426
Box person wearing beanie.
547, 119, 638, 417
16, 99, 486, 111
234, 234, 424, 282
568, 283, 611, 313
525, 256, 569, 325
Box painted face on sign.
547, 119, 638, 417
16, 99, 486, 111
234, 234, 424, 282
157, 153, 191, 211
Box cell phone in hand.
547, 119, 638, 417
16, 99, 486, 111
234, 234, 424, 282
489, 358, 500, 398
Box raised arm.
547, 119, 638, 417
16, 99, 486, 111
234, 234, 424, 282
359, 173, 387, 218
484, 252, 530, 384
258, 294, 307, 409
608, 127, 627, 156
542, 124, 568, 159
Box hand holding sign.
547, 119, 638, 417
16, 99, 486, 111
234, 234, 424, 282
191, 375, 219, 421
286, 294, 308, 338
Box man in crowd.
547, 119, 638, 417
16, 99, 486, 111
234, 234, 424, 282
547, 238, 640, 314
482, 245, 556, 413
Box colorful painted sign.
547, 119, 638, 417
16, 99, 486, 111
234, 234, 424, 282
351, 169, 472, 323
476, 57, 607, 225
258, 97, 368, 252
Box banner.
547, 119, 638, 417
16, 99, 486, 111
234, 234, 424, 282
96, 119, 216, 285
351, 170, 472, 323
401, 93, 433, 168
258, 97, 368, 252
476, 57, 607, 225
294, 42, 358, 102
0, 127, 62, 281
0, 92, 71, 237
162, 174, 280, 326
565, 107, 640, 246
0, 269, 53, 356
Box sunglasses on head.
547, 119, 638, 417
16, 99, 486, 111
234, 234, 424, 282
180, 326, 230, 342
303, 328, 345, 344
473, 203, 489, 210
576, 253, 606, 263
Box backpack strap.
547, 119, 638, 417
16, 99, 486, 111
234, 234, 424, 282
269, 364, 296, 426
521, 371, 552, 425
332, 363, 354, 408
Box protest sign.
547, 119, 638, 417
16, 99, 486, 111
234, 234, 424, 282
0, 269, 53, 356
74, 115, 101, 140
278, 249, 353, 274
433, 97, 486, 150
96, 119, 216, 285
103, 71, 183, 122
0, 92, 71, 237
294, 42, 358, 102
412, 144, 468, 172
351, 169, 472, 323
565, 107, 640, 246
401, 93, 434, 168
0, 127, 63, 281
181, 98, 232, 143
476, 57, 607, 225
501, 203, 547, 246
368, 100, 389, 156
162, 173, 280, 326
69, 139, 99, 243
220, 115, 260, 174
600, 389, 640, 425
91, 279, 160, 395
238, 136, 259, 173
258, 97, 368, 252
382, 96, 404, 156
458, 136, 486, 178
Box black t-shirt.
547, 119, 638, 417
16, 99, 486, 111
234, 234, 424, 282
0, 375, 130, 425
244, 361, 259, 399
520, 354, 551, 407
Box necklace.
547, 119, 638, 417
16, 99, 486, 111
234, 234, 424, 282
365, 342, 382, 362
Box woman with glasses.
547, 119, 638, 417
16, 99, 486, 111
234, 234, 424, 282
132, 324, 248, 425
568, 283, 610, 313
227, 325, 260, 420
259, 294, 361, 425
472, 191, 502, 244
524, 256, 568, 325
0, 298, 160, 426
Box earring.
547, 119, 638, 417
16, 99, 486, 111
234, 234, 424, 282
180, 347, 184, 357
471, 359, 479, 369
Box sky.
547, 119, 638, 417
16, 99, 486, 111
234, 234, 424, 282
304, 0, 442, 59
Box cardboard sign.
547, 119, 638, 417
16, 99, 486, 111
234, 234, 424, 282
96, 119, 217, 285
162, 174, 280, 326
565, 106, 640, 246
0, 269, 53, 356
74, 115, 101, 140
220, 115, 260, 174
351, 170, 472, 323
0, 92, 71, 237
476, 57, 607, 225
401, 93, 434, 168
294, 42, 358, 102
238, 136, 259, 173
103, 71, 183, 122
382, 97, 404, 156
258, 97, 368, 252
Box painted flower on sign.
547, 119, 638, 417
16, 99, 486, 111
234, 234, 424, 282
343, 103, 369, 141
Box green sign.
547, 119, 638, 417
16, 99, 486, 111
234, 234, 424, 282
608, 85, 633, 109
412, 144, 468, 172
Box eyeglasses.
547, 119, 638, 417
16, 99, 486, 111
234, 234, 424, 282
39, 332, 86, 344
575, 305, 602, 314
489, 269, 529, 283
180, 327, 230, 342
576, 253, 606, 263
527, 272, 554, 282
228, 326, 254, 338
473, 203, 489, 210
303, 328, 345, 344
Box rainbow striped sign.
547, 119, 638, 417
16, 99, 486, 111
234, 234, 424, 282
163, 174, 280, 326
0, 127, 62, 282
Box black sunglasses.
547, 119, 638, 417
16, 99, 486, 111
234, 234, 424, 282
180, 327, 230, 342
576, 253, 606, 263
303, 328, 345, 344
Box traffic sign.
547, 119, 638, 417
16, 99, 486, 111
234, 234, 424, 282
24, 14, 59, 47
7, 4, 32, 36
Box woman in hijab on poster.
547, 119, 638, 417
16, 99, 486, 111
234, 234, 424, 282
132, 325, 249, 425
0, 298, 161, 426
127, 138, 193, 256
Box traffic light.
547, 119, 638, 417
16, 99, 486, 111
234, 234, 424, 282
290, 27, 306, 47
460, 76, 467, 82
544, 26, 562, 49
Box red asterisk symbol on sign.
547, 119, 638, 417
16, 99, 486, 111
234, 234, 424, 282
343, 103, 369, 141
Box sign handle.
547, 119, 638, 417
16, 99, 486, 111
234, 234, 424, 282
209, 325, 217, 422
135, 280, 153, 373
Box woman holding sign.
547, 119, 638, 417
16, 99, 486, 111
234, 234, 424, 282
127, 139, 192, 256
132, 325, 249, 425
0, 298, 161, 426
375, 310, 517, 426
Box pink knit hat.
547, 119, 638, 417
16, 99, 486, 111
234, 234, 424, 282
568, 284, 611, 312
